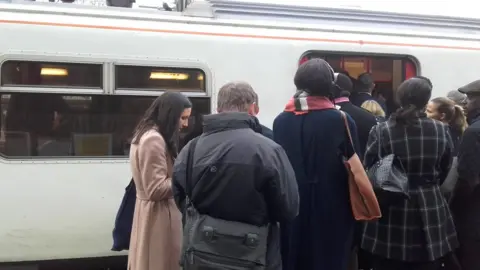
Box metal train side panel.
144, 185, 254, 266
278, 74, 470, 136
0, 1, 479, 262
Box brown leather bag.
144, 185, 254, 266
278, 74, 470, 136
340, 111, 382, 221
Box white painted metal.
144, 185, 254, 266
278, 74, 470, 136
0, 0, 478, 263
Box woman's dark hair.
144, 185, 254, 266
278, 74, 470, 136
131, 92, 192, 158
392, 77, 432, 125
294, 58, 335, 97
413, 75, 433, 88
431, 97, 467, 133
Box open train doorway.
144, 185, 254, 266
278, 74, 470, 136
300, 52, 419, 116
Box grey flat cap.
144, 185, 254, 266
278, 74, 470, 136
458, 80, 480, 95
447, 90, 467, 105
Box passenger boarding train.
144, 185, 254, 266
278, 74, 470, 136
0, 0, 479, 268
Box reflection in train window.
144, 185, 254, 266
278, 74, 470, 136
0, 93, 210, 158
300, 52, 418, 116
1, 61, 103, 88
115, 65, 206, 91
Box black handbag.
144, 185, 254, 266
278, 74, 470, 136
366, 125, 409, 206
111, 178, 136, 251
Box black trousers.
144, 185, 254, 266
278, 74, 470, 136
372, 256, 441, 270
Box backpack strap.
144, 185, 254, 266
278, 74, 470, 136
184, 137, 199, 206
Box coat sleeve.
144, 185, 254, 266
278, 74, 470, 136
457, 127, 480, 194
172, 140, 190, 213
264, 146, 299, 222
439, 126, 454, 185
137, 134, 172, 201
363, 125, 379, 169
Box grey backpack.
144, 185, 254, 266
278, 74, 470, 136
180, 138, 269, 270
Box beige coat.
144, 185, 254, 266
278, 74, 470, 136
128, 129, 182, 270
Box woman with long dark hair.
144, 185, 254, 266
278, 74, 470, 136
128, 92, 192, 270
361, 77, 458, 270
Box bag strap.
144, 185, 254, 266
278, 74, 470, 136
184, 137, 199, 204
340, 111, 353, 144
340, 111, 356, 158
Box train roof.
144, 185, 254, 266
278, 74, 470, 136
1, 0, 480, 40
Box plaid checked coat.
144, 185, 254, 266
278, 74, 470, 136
360, 114, 459, 262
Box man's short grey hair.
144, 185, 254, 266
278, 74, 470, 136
217, 81, 257, 112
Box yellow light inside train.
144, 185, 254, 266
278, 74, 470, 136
40, 68, 68, 76
197, 74, 204, 81
149, 72, 189, 80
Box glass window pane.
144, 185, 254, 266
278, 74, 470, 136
0, 93, 210, 158
115, 66, 206, 92
1, 61, 103, 88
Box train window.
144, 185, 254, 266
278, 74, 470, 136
0, 61, 103, 88
0, 93, 210, 158
300, 52, 418, 115
116, 66, 206, 91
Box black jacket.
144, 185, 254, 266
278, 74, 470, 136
336, 101, 377, 158
172, 112, 299, 269
252, 116, 274, 140
450, 113, 480, 270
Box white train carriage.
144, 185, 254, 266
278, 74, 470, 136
0, 0, 479, 268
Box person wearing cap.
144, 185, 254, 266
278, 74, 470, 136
450, 79, 480, 270
349, 73, 387, 117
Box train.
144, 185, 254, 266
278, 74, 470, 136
0, 0, 479, 268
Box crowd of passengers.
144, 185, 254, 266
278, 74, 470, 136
112, 58, 480, 270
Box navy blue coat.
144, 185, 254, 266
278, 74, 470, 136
273, 108, 360, 270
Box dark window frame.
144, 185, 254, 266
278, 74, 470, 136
0, 60, 104, 89
114, 65, 206, 92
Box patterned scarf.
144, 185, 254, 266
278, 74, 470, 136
284, 90, 335, 115
334, 97, 349, 103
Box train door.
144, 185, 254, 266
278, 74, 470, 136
300, 52, 418, 116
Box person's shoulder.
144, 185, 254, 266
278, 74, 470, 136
421, 118, 448, 129
259, 124, 274, 140
249, 130, 280, 148
343, 103, 377, 122
139, 129, 164, 145
273, 111, 294, 123
377, 119, 389, 130
463, 123, 480, 136
467, 120, 480, 131
137, 129, 166, 154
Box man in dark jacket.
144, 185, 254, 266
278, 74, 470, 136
334, 73, 377, 158
172, 81, 299, 270
451, 79, 480, 270
350, 73, 387, 115
251, 92, 274, 139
